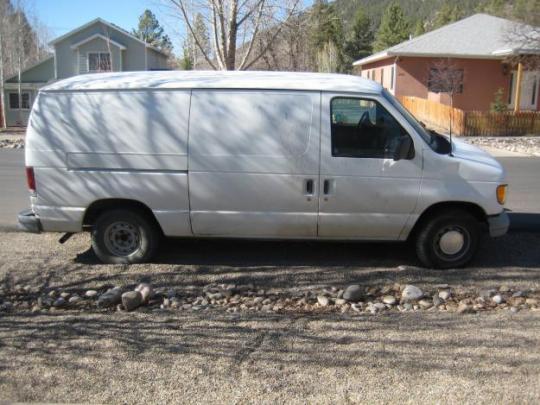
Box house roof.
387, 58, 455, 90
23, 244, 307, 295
40, 70, 384, 94
4, 56, 54, 83
354, 13, 540, 66
49, 17, 168, 55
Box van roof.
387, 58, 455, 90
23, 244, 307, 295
40, 71, 383, 94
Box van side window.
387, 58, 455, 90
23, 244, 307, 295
330, 97, 411, 159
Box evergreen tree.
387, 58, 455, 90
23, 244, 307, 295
187, 13, 210, 69
308, 0, 346, 72
373, 2, 411, 52
343, 9, 373, 65
413, 19, 425, 37
179, 42, 193, 70
132, 9, 172, 53
433, 3, 463, 29
476, 0, 507, 16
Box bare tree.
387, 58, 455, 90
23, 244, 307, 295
428, 58, 464, 145
165, 0, 302, 70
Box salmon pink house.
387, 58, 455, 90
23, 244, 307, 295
353, 14, 540, 112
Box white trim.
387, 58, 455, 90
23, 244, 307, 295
7, 91, 32, 111
353, 51, 510, 67
70, 33, 126, 50
4, 82, 46, 90
49, 17, 167, 55
353, 52, 389, 66
86, 51, 113, 73
54, 49, 58, 79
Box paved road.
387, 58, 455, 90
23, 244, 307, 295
0, 149, 539, 230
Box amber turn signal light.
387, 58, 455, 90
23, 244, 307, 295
496, 184, 507, 205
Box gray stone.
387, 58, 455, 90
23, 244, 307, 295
343, 285, 364, 302
317, 296, 330, 307
53, 297, 66, 308
492, 294, 504, 304
401, 285, 423, 302
418, 299, 433, 309
85, 290, 98, 298
135, 283, 154, 303
382, 295, 397, 305
438, 290, 451, 300
335, 298, 347, 306
122, 291, 143, 311
512, 291, 526, 298
60, 292, 70, 299
432, 296, 443, 307
68, 295, 81, 304
97, 287, 123, 308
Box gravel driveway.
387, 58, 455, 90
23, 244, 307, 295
1, 231, 540, 403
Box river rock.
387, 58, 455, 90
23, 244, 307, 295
85, 290, 98, 298
317, 296, 330, 307
492, 294, 504, 304
135, 283, 154, 303
122, 291, 143, 311
97, 287, 123, 308
438, 290, 451, 300
401, 285, 423, 302
343, 285, 364, 302
382, 295, 397, 305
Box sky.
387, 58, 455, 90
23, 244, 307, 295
33, 0, 184, 49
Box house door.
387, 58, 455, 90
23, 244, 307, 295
510, 71, 539, 110
317, 93, 423, 240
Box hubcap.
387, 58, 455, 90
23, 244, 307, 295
439, 230, 465, 255
104, 222, 141, 257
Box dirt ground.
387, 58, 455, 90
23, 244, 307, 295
1, 231, 540, 403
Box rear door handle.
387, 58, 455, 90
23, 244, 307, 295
323, 179, 330, 195
305, 179, 314, 195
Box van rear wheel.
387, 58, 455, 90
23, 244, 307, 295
91, 209, 160, 264
415, 210, 480, 269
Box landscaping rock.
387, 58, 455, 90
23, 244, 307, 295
401, 285, 423, 302
492, 294, 504, 304
122, 291, 143, 311
457, 302, 475, 314
382, 295, 397, 305
418, 299, 433, 309
85, 290, 98, 298
343, 285, 364, 302
97, 287, 123, 308
135, 283, 153, 303
317, 296, 329, 307
438, 290, 451, 300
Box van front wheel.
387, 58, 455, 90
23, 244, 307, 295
91, 209, 160, 264
415, 210, 480, 269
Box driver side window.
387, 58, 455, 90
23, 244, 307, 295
331, 97, 411, 158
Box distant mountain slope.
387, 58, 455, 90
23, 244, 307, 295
333, 0, 486, 30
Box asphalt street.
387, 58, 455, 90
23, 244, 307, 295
0, 149, 539, 231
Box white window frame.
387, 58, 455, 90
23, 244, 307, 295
87, 52, 112, 73
8, 91, 31, 111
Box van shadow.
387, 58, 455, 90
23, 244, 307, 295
75, 230, 540, 270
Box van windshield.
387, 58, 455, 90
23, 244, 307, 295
382, 89, 433, 146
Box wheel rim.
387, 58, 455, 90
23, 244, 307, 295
433, 225, 470, 261
103, 221, 141, 257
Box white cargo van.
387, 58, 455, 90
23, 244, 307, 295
19, 71, 509, 268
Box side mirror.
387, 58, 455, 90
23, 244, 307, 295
393, 136, 413, 161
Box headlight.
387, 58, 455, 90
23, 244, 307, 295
496, 184, 508, 205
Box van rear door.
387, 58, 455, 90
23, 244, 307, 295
317, 93, 422, 240
188, 90, 320, 237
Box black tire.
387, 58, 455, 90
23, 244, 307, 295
415, 210, 481, 269
91, 209, 160, 264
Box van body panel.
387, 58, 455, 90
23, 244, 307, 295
21, 72, 507, 248
188, 90, 320, 237
318, 93, 423, 239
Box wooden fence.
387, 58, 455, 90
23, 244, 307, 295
399, 96, 540, 136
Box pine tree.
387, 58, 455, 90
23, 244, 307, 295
308, 0, 345, 72
343, 9, 373, 65
413, 19, 425, 37
373, 2, 411, 52
433, 3, 463, 29
132, 9, 172, 53
187, 13, 210, 69
476, 0, 507, 16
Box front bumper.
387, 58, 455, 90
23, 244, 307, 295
18, 209, 42, 233
487, 210, 510, 237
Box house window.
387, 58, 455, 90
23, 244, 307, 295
381, 68, 384, 85
88, 52, 111, 72
330, 97, 412, 159
391, 66, 395, 89
531, 76, 538, 106
8, 92, 31, 110
508, 73, 514, 105
428, 67, 464, 93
